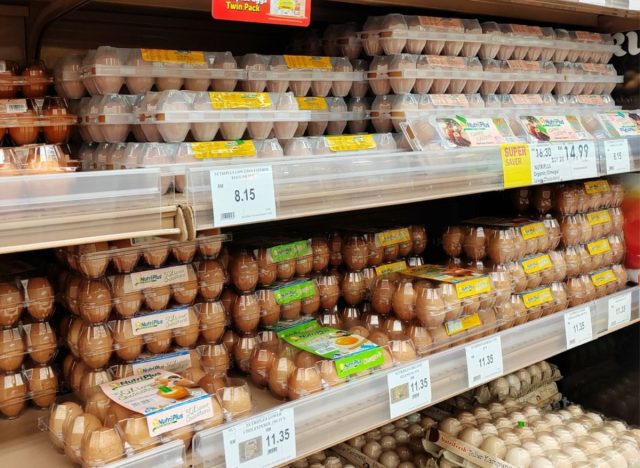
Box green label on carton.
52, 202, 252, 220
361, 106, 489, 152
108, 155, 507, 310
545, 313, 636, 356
272, 279, 316, 305
276, 319, 384, 378
268, 239, 312, 263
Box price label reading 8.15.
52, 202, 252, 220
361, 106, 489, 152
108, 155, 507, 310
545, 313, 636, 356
564, 307, 593, 350
387, 360, 431, 418
465, 336, 503, 387
222, 408, 296, 468
604, 140, 631, 175
210, 165, 277, 227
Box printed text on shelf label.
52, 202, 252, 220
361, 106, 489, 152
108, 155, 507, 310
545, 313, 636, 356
604, 139, 631, 175
465, 336, 503, 386
564, 307, 593, 349
608, 292, 632, 329
387, 360, 431, 418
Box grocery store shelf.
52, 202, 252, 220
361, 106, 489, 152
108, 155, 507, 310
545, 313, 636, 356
186, 138, 640, 230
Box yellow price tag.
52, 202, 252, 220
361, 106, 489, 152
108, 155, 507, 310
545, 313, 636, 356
455, 277, 492, 299
591, 269, 617, 287
375, 261, 408, 276
141, 49, 205, 64
325, 134, 377, 152
445, 313, 481, 336
209, 92, 272, 109
191, 141, 257, 159
500, 143, 531, 188
522, 288, 553, 308
586, 239, 611, 256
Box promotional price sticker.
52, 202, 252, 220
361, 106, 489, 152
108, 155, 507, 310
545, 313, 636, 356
387, 360, 431, 418
465, 336, 503, 386
608, 291, 632, 329
555, 141, 598, 180
212, 0, 310, 26
223, 408, 296, 468
564, 307, 593, 350
604, 139, 631, 175
210, 165, 277, 227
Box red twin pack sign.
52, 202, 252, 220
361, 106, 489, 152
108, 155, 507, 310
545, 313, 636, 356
212, 0, 310, 26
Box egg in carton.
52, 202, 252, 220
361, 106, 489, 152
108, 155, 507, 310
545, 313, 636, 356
0, 364, 59, 419
0, 275, 55, 328
0, 321, 58, 375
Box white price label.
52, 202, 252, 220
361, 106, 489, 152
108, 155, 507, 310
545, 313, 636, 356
608, 291, 632, 329
564, 307, 593, 349
555, 141, 598, 180
530, 143, 571, 184
210, 165, 276, 227
223, 408, 296, 468
465, 336, 503, 386
604, 139, 631, 175
387, 360, 431, 418
580, 0, 605, 5
630, 0, 640, 10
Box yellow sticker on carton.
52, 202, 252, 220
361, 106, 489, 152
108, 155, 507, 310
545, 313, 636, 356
586, 210, 611, 226
501, 143, 532, 188
591, 269, 617, 287
375, 228, 411, 247
584, 180, 611, 194
522, 287, 553, 308
191, 141, 257, 159
141, 49, 205, 64
283, 55, 332, 70
521, 254, 552, 274
295, 97, 328, 110
445, 313, 481, 336
455, 277, 492, 299
209, 92, 272, 109
325, 134, 377, 152
375, 261, 408, 276
587, 238, 611, 256
520, 222, 546, 240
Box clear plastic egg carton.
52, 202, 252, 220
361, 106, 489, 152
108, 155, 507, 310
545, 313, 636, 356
588, 109, 640, 139
0, 61, 53, 99
0, 97, 76, 146
488, 250, 568, 294
249, 238, 314, 286
508, 282, 568, 322
282, 133, 401, 156
478, 59, 559, 95
64, 303, 227, 370
554, 62, 620, 95
560, 207, 624, 248
555, 94, 617, 109
60, 262, 226, 324
0, 144, 77, 178
565, 234, 626, 277
566, 264, 627, 305
55, 47, 246, 97
57, 233, 230, 278
240, 54, 368, 97
0, 275, 56, 327
0, 322, 58, 374
0, 364, 59, 419
484, 93, 559, 109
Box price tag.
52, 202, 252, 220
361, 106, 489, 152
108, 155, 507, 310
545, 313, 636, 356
465, 336, 503, 386
580, 0, 605, 5
223, 408, 296, 468
604, 139, 631, 175
387, 361, 431, 418
529, 143, 570, 184
630, 0, 640, 10
564, 307, 593, 350
608, 291, 632, 329
555, 141, 598, 180
210, 165, 276, 227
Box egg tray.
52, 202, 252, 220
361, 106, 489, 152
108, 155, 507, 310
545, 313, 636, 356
358, 18, 617, 63
563, 235, 626, 277
555, 94, 617, 109
0, 365, 60, 419
545, 180, 625, 217
0, 74, 54, 98
0, 144, 78, 174
0, 321, 59, 372
60, 263, 226, 323
0, 98, 77, 129
509, 282, 569, 322
0, 276, 56, 328
491, 251, 568, 294
565, 264, 627, 307
559, 207, 624, 248
57, 232, 231, 278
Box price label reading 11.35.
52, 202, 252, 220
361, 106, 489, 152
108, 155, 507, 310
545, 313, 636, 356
608, 291, 632, 329
222, 408, 296, 468
564, 307, 593, 350
210, 165, 277, 227
465, 336, 503, 387
387, 360, 431, 419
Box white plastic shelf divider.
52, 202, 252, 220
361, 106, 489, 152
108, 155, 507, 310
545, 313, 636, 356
186, 137, 640, 230
0, 168, 178, 253
191, 286, 639, 467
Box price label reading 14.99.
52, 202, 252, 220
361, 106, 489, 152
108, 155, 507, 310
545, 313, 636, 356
555, 141, 598, 180
465, 336, 503, 387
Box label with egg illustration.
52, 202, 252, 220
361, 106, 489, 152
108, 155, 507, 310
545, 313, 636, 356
586, 209, 612, 226
586, 238, 611, 256
273, 279, 316, 304
209, 92, 272, 109
596, 112, 640, 137
520, 222, 546, 240
266, 239, 312, 263
130, 307, 191, 336
519, 115, 590, 142
324, 134, 377, 152
521, 254, 552, 275
375, 227, 411, 247
521, 287, 553, 308
131, 350, 194, 375
100, 369, 214, 437
191, 141, 257, 159
445, 313, 481, 336
590, 269, 617, 287
436, 116, 516, 148
283, 55, 332, 69
140, 49, 206, 64
295, 96, 328, 110
125, 265, 190, 292
584, 180, 611, 194
375, 260, 408, 276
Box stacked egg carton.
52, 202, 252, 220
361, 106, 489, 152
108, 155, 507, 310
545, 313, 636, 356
0, 273, 59, 419
54, 232, 231, 403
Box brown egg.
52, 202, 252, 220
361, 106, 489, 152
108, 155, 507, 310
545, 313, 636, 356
317, 359, 346, 386
173, 268, 198, 305
301, 282, 320, 315
389, 339, 417, 363
173, 308, 200, 347
250, 347, 275, 386
410, 225, 428, 255
463, 227, 487, 260
219, 382, 253, 416
0, 282, 24, 326
111, 275, 142, 318
222, 329, 238, 354
64, 275, 82, 316
371, 277, 394, 315
296, 255, 313, 277
407, 324, 433, 355
9, 111, 39, 145
0, 371, 26, 418
311, 237, 330, 272
198, 373, 227, 394
232, 293, 260, 333
0, 327, 24, 371
197, 259, 226, 301
171, 241, 197, 264
277, 258, 297, 282
220, 288, 237, 314
25, 277, 54, 320
28, 365, 58, 408
145, 329, 172, 354
342, 271, 365, 305
234, 334, 258, 372
121, 414, 157, 452
416, 286, 445, 328
64, 412, 103, 463
257, 289, 280, 326
69, 359, 88, 394
77, 242, 110, 278
142, 243, 169, 268
199, 301, 227, 342
256, 248, 278, 286
197, 229, 223, 258
110, 239, 141, 273
329, 232, 343, 267
342, 235, 368, 271
78, 324, 113, 369
368, 329, 390, 346
144, 284, 171, 311
28, 321, 57, 364
81, 426, 125, 465
112, 319, 143, 361
103, 402, 134, 428
229, 250, 259, 293
22, 63, 49, 98
383, 243, 400, 262
392, 280, 416, 321
288, 366, 323, 400
48, 401, 84, 448
84, 388, 111, 423
317, 274, 340, 310
199, 343, 230, 375
78, 279, 113, 323
443, 226, 464, 258
268, 356, 296, 398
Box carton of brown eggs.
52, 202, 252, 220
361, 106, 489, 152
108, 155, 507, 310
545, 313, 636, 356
0, 60, 52, 99
0, 322, 58, 372
0, 145, 78, 185
0, 276, 55, 327
0, 97, 76, 146
0, 364, 59, 418
283, 133, 400, 156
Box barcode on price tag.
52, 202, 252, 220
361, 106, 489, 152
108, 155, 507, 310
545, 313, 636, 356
465, 336, 503, 387
222, 408, 296, 468
387, 360, 431, 419
564, 307, 593, 349
210, 165, 277, 227
604, 140, 631, 175
608, 291, 632, 329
